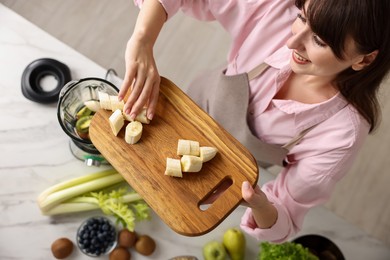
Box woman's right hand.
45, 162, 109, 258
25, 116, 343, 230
118, 0, 167, 121
118, 34, 160, 121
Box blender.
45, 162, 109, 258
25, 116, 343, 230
57, 77, 119, 166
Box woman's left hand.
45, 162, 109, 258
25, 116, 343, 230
241, 181, 278, 228
241, 181, 269, 209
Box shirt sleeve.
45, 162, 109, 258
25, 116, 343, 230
241, 161, 338, 243
133, 0, 296, 40
240, 108, 370, 242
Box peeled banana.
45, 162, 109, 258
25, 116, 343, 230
97, 91, 151, 127
125, 121, 143, 144
109, 109, 124, 136
123, 107, 150, 124
98, 91, 111, 110
84, 100, 101, 112
177, 139, 200, 156
189, 140, 200, 156
165, 158, 183, 178
165, 140, 218, 177
109, 95, 125, 111
199, 146, 218, 162
181, 155, 203, 172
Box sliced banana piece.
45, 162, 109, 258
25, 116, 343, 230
134, 108, 150, 124
123, 107, 150, 124
189, 140, 200, 156
109, 109, 124, 136
125, 121, 143, 144
98, 91, 111, 110
165, 158, 183, 178
199, 146, 218, 162
177, 139, 190, 156
177, 139, 200, 156
109, 95, 125, 111
181, 155, 203, 172
84, 100, 101, 112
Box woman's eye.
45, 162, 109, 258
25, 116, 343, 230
313, 35, 327, 47
297, 13, 307, 23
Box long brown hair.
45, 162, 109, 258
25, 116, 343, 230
295, 0, 390, 132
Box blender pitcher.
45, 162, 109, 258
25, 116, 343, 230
57, 77, 119, 166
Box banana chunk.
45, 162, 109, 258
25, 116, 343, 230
199, 146, 218, 162
125, 121, 143, 144
177, 139, 200, 156
190, 140, 200, 156
165, 158, 183, 178
123, 107, 150, 124
84, 100, 101, 112
109, 109, 124, 136
98, 91, 111, 110
109, 95, 125, 111
177, 139, 190, 156
181, 155, 203, 172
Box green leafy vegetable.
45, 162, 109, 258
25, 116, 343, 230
37, 168, 150, 231
259, 241, 318, 260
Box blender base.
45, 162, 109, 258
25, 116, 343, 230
69, 140, 109, 166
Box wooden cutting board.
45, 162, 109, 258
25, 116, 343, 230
89, 77, 259, 236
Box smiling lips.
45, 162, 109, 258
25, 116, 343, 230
292, 51, 311, 64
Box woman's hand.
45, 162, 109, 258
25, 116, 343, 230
241, 181, 269, 208
241, 181, 278, 229
118, 0, 167, 121
118, 35, 160, 121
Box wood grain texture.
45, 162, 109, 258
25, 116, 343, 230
5, 0, 390, 245
89, 77, 259, 236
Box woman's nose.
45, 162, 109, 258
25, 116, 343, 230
287, 25, 309, 50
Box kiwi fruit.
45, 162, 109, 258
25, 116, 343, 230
76, 106, 93, 119
134, 235, 156, 256
118, 229, 137, 248
51, 237, 73, 259
75, 115, 93, 139
109, 247, 131, 260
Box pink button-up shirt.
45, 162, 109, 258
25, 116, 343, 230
134, 0, 370, 242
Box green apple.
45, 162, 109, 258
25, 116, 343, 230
203, 240, 227, 260
222, 228, 246, 260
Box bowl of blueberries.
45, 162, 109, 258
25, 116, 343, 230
76, 216, 117, 257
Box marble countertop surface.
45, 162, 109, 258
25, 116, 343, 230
1, 4, 389, 260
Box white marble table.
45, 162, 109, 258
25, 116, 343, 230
1, 4, 389, 260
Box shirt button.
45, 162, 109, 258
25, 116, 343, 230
249, 110, 254, 115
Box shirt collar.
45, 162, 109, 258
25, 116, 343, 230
267, 46, 349, 131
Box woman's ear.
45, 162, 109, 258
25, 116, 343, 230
352, 50, 378, 71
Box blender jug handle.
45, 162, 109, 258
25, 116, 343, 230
59, 80, 79, 98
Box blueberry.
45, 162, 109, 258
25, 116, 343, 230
78, 217, 116, 256
102, 224, 110, 231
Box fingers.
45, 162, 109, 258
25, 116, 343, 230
123, 72, 147, 117
146, 78, 161, 120
242, 181, 256, 204
118, 63, 136, 101
120, 67, 160, 121
241, 181, 267, 209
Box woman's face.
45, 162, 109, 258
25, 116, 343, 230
286, 2, 365, 80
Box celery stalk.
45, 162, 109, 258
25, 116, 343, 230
42, 202, 100, 215
38, 168, 117, 203
69, 193, 142, 204
39, 173, 124, 213
37, 169, 150, 231
67, 196, 100, 204
43, 194, 143, 216
43, 193, 142, 216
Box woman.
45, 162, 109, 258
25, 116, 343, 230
118, 0, 390, 242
